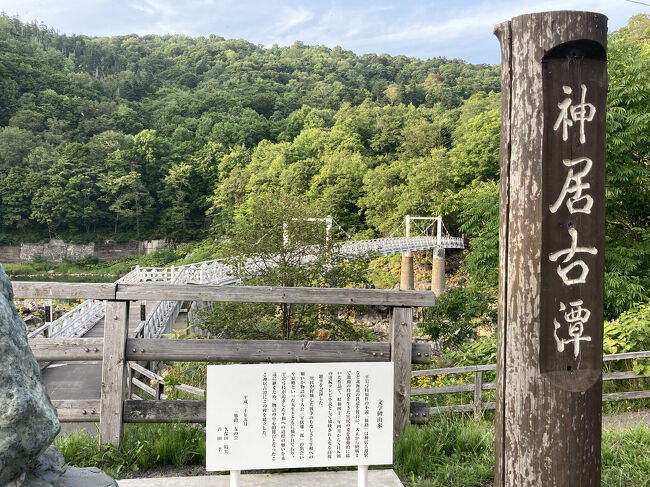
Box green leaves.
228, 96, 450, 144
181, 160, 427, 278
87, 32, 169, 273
603, 302, 650, 376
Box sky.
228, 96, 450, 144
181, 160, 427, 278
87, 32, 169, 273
1, 0, 647, 64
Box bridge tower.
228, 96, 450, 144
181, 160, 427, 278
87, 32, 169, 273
400, 216, 415, 290
400, 216, 446, 296
431, 217, 446, 297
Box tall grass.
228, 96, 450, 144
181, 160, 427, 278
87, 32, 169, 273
394, 414, 493, 487
394, 415, 650, 487
602, 427, 650, 486
54, 414, 650, 484
54, 423, 205, 478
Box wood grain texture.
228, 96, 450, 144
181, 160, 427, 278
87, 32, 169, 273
494, 11, 607, 487
411, 342, 432, 364
123, 400, 206, 423
116, 283, 436, 307
29, 338, 103, 361
100, 300, 130, 447
390, 307, 412, 438
125, 338, 392, 363
11, 281, 116, 299
52, 400, 101, 423
409, 401, 429, 425
493, 18, 512, 484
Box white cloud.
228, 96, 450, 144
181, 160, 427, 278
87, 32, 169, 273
0, 0, 645, 63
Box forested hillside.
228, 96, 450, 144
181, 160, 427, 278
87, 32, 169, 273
0, 14, 648, 321
0, 14, 498, 242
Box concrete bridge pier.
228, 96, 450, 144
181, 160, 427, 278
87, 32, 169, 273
431, 248, 445, 297
400, 252, 414, 290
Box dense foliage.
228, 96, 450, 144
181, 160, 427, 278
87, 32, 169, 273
0, 14, 647, 322
0, 14, 498, 242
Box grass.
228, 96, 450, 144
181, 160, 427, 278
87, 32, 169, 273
394, 415, 494, 487
54, 415, 650, 485
54, 423, 205, 478
602, 427, 650, 486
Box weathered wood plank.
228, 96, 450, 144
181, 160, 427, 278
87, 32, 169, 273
412, 364, 496, 376
409, 401, 429, 425
494, 11, 608, 487
603, 371, 647, 381
125, 338, 391, 363
411, 382, 497, 396
473, 370, 483, 418
494, 16, 512, 483
131, 377, 157, 397
100, 301, 129, 447
174, 384, 205, 398
411, 384, 473, 396
52, 400, 101, 423
123, 400, 206, 423
129, 361, 164, 382
602, 390, 650, 402
29, 338, 103, 361
116, 283, 436, 307
11, 281, 116, 299
390, 307, 412, 438
603, 351, 650, 361
428, 402, 497, 416
411, 342, 432, 364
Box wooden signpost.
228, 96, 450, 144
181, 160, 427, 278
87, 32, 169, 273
494, 11, 607, 486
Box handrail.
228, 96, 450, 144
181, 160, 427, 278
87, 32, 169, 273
411, 350, 650, 418
16, 233, 463, 340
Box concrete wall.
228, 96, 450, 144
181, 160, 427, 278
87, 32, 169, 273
0, 239, 171, 264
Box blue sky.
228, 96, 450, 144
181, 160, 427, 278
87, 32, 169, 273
1, 1, 646, 64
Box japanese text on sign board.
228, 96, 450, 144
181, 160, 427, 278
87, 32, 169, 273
206, 362, 393, 471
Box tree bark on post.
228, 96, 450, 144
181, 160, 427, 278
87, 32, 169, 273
494, 11, 607, 486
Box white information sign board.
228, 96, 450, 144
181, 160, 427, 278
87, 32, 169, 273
206, 362, 394, 471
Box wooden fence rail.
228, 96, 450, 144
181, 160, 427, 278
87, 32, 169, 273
20, 281, 435, 446
410, 350, 650, 420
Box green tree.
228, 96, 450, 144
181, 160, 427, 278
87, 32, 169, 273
603, 14, 650, 318
159, 162, 195, 238
200, 191, 372, 341
102, 171, 154, 236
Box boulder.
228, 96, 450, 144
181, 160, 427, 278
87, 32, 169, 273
9, 446, 117, 487
0, 265, 60, 485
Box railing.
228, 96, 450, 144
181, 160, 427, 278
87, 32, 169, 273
338, 236, 465, 257
127, 361, 205, 400
26, 235, 464, 341
17, 281, 434, 446
27, 299, 105, 339
409, 350, 650, 422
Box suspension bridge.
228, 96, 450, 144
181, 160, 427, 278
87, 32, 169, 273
24, 218, 463, 433
28, 224, 464, 342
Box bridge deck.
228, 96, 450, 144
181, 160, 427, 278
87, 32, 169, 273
41, 301, 145, 435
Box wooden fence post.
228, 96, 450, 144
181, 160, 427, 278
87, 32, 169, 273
390, 306, 412, 437
473, 370, 482, 418
100, 300, 130, 447
494, 11, 607, 486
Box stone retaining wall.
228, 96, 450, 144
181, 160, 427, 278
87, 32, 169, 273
0, 239, 170, 263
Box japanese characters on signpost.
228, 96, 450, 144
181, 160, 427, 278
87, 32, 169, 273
541, 41, 606, 392
494, 11, 607, 487
206, 362, 393, 487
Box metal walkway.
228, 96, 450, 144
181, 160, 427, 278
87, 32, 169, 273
28, 234, 464, 342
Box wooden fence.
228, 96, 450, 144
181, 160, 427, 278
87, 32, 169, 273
410, 350, 650, 421
15, 281, 435, 447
